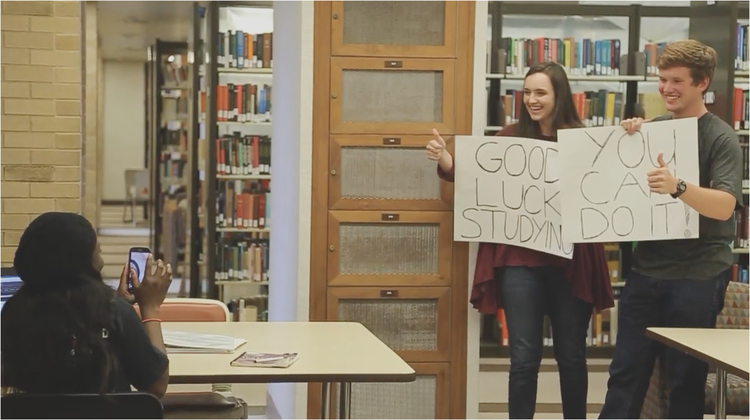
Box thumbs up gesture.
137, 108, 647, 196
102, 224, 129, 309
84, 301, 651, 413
646, 152, 678, 195
426, 129, 447, 162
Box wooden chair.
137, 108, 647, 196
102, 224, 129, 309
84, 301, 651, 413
1, 392, 163, 419
134, 299, 248, 419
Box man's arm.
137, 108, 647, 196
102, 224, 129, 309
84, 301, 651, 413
681, 132, 743, 221
678, 184, 736, 221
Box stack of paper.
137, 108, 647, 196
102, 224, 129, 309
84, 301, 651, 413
162, 329, 246, 354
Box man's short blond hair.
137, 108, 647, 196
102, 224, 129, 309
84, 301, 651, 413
657, 39, 717, 90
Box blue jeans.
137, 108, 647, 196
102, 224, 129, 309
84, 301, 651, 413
599, 269, 730, 419
499, 266, 593, 419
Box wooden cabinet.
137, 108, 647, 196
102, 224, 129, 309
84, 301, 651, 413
329, 135, 454, 211
329, 58, 456, 135
331, 1, 458, 58
327, 287, 451, 362
327, 211, 453, 287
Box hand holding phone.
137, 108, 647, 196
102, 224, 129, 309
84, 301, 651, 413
131, 253, 172, 314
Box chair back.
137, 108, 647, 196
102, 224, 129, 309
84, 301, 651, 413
134, 298, 230, 322
124, 169, 150, 202
717, 281, 749, 330
1, 392, 163, 419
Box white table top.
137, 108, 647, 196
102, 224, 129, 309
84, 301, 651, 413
164, 321, 416, 384
646, 328, 749, 380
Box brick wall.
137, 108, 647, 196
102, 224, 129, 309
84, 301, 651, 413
1, 1, 83, 265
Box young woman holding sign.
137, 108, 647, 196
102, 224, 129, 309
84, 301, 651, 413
426, 62, 613, 419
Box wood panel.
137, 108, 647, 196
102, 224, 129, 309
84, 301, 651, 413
329, 135, 454, 211
331, 1, 459, 58
326, 210, 452, 287
327, 286, 452, 362
329, 57, 456, 135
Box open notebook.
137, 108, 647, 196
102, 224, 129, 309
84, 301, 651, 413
162, 329, 246, 354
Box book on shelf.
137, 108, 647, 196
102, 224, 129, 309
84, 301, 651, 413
216, 179, 271, 229
731, 263, 749, 284
231, 351, 298, 368
216, 134, 271, 176
218, 31, 273, 69
735, 206, 748, 250
642, 42, 667, 77
215, 83, 272, 123
733, 87, 749, 131
217, 236, 269, 282
498, 37, 622, 76
162, 329, 246, 354
737, 24, 749, 72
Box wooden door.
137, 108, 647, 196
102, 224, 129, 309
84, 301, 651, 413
311, 2, 475, 418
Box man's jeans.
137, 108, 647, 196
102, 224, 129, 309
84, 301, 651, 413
499, 266, 593, 419
599, 269, 730, 419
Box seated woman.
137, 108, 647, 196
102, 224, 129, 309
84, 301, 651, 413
1, 212, 172, 398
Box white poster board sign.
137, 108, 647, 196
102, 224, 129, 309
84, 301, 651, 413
558, 118, 700, 243
453, 136, 574, 259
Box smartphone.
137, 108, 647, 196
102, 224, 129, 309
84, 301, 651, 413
127, 247, 151, 294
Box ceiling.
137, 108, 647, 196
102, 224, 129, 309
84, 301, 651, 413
96, 1, 194, 62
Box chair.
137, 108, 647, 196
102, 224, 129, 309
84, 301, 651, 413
1, 392, 163, 419
134, 298, 247, 420
640, 281, 749, 418
123, 169, 150, 226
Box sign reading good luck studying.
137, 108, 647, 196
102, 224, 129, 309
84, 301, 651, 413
558, 118, 700, 243
453, 136, 574, 259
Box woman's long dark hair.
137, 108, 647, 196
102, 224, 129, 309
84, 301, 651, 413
516, 62, 584, 138
1, 212, 118, 395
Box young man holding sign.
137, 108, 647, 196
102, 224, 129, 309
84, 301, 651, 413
600, 40, 744, 419
428, 62, 613, 419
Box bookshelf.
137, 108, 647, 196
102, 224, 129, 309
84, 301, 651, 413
482, 2, 697, 358
146, 40, 190, 279
197, 2, 273, 321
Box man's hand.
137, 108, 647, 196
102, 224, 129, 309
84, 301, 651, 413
426, 129, 447, 161
621, 117, 644, 135
647, 153, 678, 195
117, 264, 137, 304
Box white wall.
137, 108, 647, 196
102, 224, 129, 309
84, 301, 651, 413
266, 1, 314, 419
102, 60, 146, 201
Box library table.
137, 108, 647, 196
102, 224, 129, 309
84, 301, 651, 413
646, 327, 749, 419
164, 321, 415, 419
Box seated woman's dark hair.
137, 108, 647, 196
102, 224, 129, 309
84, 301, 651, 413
2, 212, 118, 395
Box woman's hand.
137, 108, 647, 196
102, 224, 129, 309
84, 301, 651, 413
132, 254, 172, 317
426, 129, 454, 171
117, 264, 137, 304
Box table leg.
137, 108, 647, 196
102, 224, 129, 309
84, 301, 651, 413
338, 382, 351, 419
320, 382, 331, 419
715, 367, 727, 419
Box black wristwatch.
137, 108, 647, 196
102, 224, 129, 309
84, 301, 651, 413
671, 179, 687, 199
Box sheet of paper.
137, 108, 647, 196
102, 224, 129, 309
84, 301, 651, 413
558, 118, 700, 243
162, 329, 246, 353
453, 135, 573, 259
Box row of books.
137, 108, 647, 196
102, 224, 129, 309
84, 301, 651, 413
159, 126, 187, 150
216, 179, 270, 229
217, 31, 273, 69
737, 24, 749, 71
495, 305, 618, 347
499, 89, 624, 128
215, 238, 269, 282
159, 158, 186, 183
642, 42, 667, 77
497, 90, 666, 128
731, 264, 749, 284
216, 134, 271, 176
201, 83, 272, 123
227, 296, 268, 322
734, 207, 748, 251
162, 53, 189, 86
497, 37, 622, 76
733, 88, 749, 131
